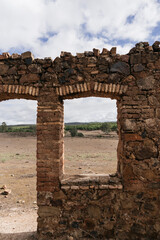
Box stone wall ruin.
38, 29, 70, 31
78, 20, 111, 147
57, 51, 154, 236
0, 41, 160, 239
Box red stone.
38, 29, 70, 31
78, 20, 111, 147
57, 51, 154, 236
124, 134, 143, 141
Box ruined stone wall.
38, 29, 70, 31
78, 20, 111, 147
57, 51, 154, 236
0, 41, 160, 239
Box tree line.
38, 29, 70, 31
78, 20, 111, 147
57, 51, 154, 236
66, 122, 117, 137
0, 122, 117, 136
66, 122, 117, 132
0, 122, 36, 133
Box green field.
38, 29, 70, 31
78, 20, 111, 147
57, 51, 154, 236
0, 124, 36, 133
65, 122, 117, 132
0, 122, 117, 133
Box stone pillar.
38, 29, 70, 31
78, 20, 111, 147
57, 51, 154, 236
36, 88, 64, 237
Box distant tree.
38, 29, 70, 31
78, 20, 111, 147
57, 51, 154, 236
29, 125, 36, 133
100, 122, 111, 134
111, 124, 117, 132
1, 122, 7, 132
69, 126, 77, 137
7, 127, 12, 132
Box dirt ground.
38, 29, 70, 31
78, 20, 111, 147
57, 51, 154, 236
0, 132, 118, 239
64, 130, 118, 174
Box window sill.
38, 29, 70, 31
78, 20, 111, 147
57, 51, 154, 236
60, 173, 123, 190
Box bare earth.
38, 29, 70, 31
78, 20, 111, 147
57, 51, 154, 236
0, 132, 118, 239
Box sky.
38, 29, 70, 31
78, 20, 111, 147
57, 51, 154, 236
0, 0, 160, 124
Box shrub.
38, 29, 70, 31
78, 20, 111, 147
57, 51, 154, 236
111, 124, 117, 132
69, 127, 77, 137
77, 132, 84, 137
0, 122, 7, 132
100, 122, 111, 134
96, 135, 103, 138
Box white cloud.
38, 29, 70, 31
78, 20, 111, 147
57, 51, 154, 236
0, 100, 37, 125
64, 98, 117, 123
0, 0, 160, 57
0, 0, 160, 123
0, 98, 116, 125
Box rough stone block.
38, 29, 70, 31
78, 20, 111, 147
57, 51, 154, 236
137, 76, 155, 90
120, 54, 129, 62
0, 64, 9, 75
93, 48, 100, 56
124, 134, 143, 141
11, 53, 20, 59
110, 47, 117, 56
156, 108, 160, 118
20, 73, 40, 83
38, 206, 60, 217
152, 41, 160, 52
21, 51, 34, 60
101, 48, 109, 55
122, 119, 137, 132
133, 63, 145, 72
110, 61, 130, 75
134, 139, 158, 160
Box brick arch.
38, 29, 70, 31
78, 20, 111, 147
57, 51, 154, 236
0, 84, 39, 101
56, 82, 128, 99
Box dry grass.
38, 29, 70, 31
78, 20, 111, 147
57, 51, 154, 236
0, 132, 118, 236
64, 135, 118, 175
0, 132, 118, 210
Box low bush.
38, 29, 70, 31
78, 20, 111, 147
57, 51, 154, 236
69, 127, 77, 137
77, 132, 84, 137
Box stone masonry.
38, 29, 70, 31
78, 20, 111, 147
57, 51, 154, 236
0, 41, 160, 239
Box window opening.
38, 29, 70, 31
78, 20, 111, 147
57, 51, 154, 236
0, 99, 37, 236
64, 97, 118, 175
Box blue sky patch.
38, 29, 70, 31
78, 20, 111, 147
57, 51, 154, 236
126, 15, 135, 24
80, 23, 109, 41
80, 23, 137, 50
114, 39, 136, 46
38, 31, 58, 43
39, 37, 49, 43
80, 23, 93, 39
151, 22, 160, 39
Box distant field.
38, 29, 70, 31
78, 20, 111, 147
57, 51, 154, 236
64, 132, 118, 175
0, 122, 117, 134
0, 124, 36, 133
65, 121, 117, 131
